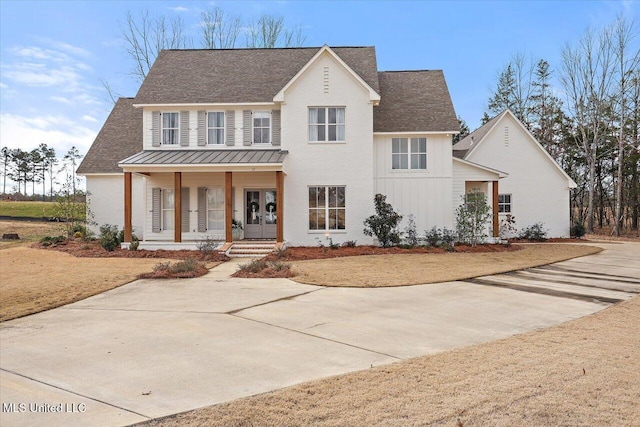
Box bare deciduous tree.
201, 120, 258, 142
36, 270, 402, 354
245, 14, 306, 48
200, 7, 240, 49
561, 26, 616, 233
121, 10, 192, 81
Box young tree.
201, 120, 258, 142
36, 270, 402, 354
486, 53, 536, 127
456, 189, 492, 247
363, 194, 403, 247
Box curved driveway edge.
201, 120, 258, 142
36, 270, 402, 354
1, 242, 638, 426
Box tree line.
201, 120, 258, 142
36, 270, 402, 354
474, 16, 639, 236
0, 145, 83, 200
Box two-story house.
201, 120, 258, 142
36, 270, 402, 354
78, 45, 568, 249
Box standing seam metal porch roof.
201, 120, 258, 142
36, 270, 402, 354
119, 149, 288, 167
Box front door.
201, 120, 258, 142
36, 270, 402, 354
244, 189, 277, 239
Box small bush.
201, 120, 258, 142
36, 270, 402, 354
129, 240, 140, 251
328, 237, 340, 250
403, 214, 418, 247
270, 261, 291, 272
272, 246, 289, 260
99, 224, 120, 251
571, 221, 586, 238
197, 237, 221, 257
40, 235, 66, 247
424, 227, 456, 251
518, 223, 548, 241
341, 240, 357, 248
144, 257, 207, 278
169, 257, 199, 274
499, 214, 517, 240
238, 259, 269, 274
424, 227, 442, 247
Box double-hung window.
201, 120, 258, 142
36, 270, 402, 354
207, 112, 225, 145
162, 112, 179, 145
309, 186, 346, 230
309, 107, 345, 142
253, 111, 270, 144
392, 137, 427, 170
498, 194, 512, 213
162, 189, 175, 230
207, 187, 225, 230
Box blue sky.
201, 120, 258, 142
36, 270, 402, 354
1, 0, 638, 179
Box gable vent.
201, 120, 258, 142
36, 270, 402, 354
323, 66, 329, 93
504, 126, 509, 147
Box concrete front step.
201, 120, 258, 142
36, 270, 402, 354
227, 241, 276, 257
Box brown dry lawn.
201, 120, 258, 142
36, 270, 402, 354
292, 243, 601, 287
0, 247, 170, 322
145, 294, 640, 427
0, 220, 62, 249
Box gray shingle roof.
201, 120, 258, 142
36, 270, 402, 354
374, 70, 459, 133
134, 47, 380, 104
452, 111, 506, 157
119, 149, 288, 166
77, 98, 142, 174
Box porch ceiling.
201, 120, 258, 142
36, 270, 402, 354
118, 149, 288, 172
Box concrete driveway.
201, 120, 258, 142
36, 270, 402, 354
1, 241, 639, 426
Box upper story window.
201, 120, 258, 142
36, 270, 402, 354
162, 112, 179, 145
207, 112, 225, 145
309, 107, 345, 142
392, 137, 426, 170
253, 111, 271, 144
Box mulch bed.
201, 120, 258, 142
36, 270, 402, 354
32, 239, 229, 262
509, 237, 582, 243
264, 244, 521, 262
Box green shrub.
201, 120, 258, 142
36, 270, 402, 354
341, 240, 357, 248
99, 224, 120, 251
424, 227, 456, 250
518, 223, 548, 241
328, 237, 340, 250
363, 194, 403, 247
129, 239, 140, 251
571, 221, 586, 239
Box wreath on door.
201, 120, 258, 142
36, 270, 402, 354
249, 201, 260, 213
265, 202, 276, 213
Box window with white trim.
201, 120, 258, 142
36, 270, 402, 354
207, 187, 225, 230
498, 194, 512, 213
253, 111, 270, 144
162, 189, 175, 230
309, 186, 346, 230
309, 107, 345, 141
162, 112, 179, 145
207, 112, 225, 145
392, 137, 426, 169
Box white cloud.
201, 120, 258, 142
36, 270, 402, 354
3, 63, 82, 87
168, 5, 190, 12
0, 82, 8, 89
50, 96, 73, 104
82, 115, 98, 123
0, 113, 98, 156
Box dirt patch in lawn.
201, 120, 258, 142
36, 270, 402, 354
0, 247, 219, 322
291, 244, 601, 287
145, 294, 640, 427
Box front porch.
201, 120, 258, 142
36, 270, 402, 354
119, 149, 288, 248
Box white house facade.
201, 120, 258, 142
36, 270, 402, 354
78, 46, 573, 249
453, 110, 577, 237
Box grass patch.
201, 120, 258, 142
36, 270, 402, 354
0, 201, 68, 218
0, 220, 64, 249
0, 247, 173, 322
290, 244, 602, 287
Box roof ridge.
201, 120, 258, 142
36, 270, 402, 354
162, 46, 375, 52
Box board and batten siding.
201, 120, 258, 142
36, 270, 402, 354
463, 113, 572, 237
373, 134, 455, 231
142, 107, 281, 150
